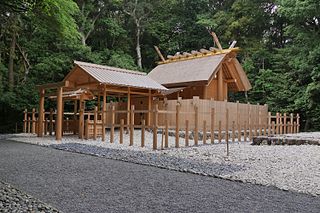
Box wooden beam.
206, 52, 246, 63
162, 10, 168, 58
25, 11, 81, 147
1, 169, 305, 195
37, 80, 73, 89
56, 87, 63, 140
211, 32, 223, 51
37, 88, 45, 137
154, 46, 165, 62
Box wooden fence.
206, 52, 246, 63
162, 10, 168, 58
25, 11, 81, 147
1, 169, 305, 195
23, 99, 300, 150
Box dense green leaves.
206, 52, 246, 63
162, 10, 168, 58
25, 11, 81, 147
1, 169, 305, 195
0, 0, 319, 132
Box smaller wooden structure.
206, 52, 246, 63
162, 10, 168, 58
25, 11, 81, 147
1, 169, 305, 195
35, 61, 167, 141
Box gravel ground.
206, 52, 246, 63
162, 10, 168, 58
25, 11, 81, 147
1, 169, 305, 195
3, 132, 320, 196
1, 140, 320, 213
0, 181, 59, 213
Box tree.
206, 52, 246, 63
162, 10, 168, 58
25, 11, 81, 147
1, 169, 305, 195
123, 0, 153, 68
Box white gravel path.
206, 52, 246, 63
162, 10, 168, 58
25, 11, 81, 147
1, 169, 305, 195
2, 131, 320, 196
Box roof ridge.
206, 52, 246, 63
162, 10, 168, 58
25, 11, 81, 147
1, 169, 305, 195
74, 61, 146, 76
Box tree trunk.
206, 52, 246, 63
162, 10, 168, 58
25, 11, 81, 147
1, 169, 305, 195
80, 33, 86, 46
8, 30, 16, 91
136, 23, 142, 69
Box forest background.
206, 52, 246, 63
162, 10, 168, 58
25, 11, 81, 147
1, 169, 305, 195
0, 0, 319, 132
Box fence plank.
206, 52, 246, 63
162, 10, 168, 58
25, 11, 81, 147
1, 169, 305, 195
110, 105, 115, 143
244, 121, 247, 142
164, 119, 168, 148
23, 109, 27, 133
153, 104, 158, 150
218, 120, 222, 143
297, 114, 300, 133
94, 107, 97, 140
203, 120, 207, 144
32, 108, 36, 134
194, 106, 199, 146
185, 120, 189, 147
129, 105, 134, 146
141, 120, 145, 147
175, 104, 180, 148
210, 108, 215, 144
120, 119, 124, 144
232, 121, 235, 142
225, 109, 229, 142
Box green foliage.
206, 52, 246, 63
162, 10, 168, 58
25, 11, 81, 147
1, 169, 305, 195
0, 0, 319, 132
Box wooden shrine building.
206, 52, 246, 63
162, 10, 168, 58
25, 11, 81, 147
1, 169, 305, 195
148, 47, 252, 101
37, 61, 167, 140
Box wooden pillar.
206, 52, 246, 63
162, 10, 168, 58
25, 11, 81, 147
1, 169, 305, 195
102, 85, 107, 141
297, 113, 300, 133
49, 108, 53, 135
194, 105, 199, 146
93, 106, 98, 140
185, 120, 189, 147
38, 88, 45, 137
23, 109, 27, 133
127, 87, 131, 131
73, 100, 78, 135
130, 105, 134, 146
56, 87, 63, 140
210, 107, 215, 144
110, 105, 115, 143
148, 89, 151, 127
31, 108, 36, 134
120, 119, 124, 144
175, 104, 180, 148
79, 95, 85, 139
217, 69, 224, 101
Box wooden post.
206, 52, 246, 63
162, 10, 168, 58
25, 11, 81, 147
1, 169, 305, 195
73, 100, 78, 135
211, 108, 215, 144
218, 120, 222, 143
148, 89, 152, 127
85, 119, 89, 140
194, 105, 199, 146
232, 121, 235, 142
28, 116, 31, 133
153, 104, 158, 150
56, 87, 63, 141
276, 112, 279, 135
141, 119, 145, 147
203, 120, 207, 144
272, 121, 275, 135
79, 95, 85, 139
185, 120, 189, 147
293, 121, 297, 134
23, 109, 27, 133
165, 119, 169, 148
93, 106, 97, 140
32, 108, 36, 134
258, 107, 262, 136
49, 108, 53, 135
97, 95, 101, 111
110, 105, 115, 143
290, 113, 294, 133
120, 119, 124, 144
44, 118, 48, 135
268, 112, 271, 136
283, 113, 287, 134
225, 108, 229, 143
102, 85, 107, 141
297, 113, 300, 133
175, 104, 180, 148
248, 104, 252, 140
244, 121, 247, 142
279, 113, 283, 135
129, 105, 134, 146
217, 68, 224, 101
127, 87, 131, 132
